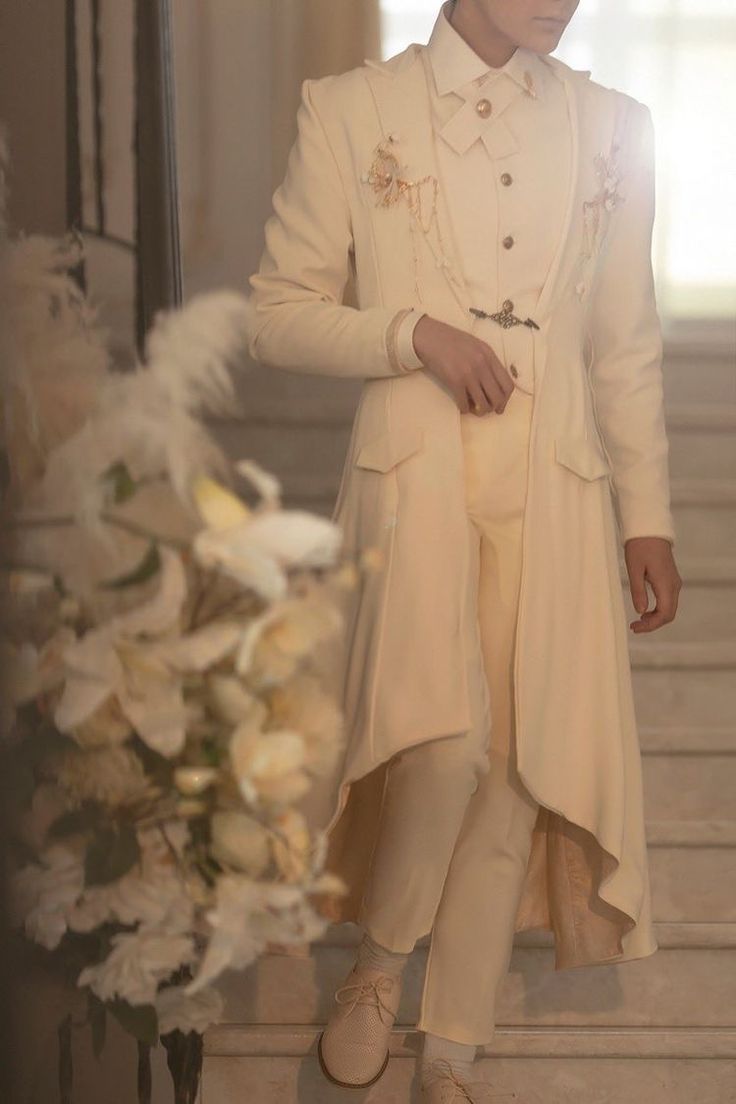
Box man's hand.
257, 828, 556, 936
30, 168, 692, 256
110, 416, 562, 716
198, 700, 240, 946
412, 315, 516, 415
625, 537, 682, 633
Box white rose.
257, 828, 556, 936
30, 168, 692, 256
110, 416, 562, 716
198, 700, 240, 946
78, 927, 195, 1006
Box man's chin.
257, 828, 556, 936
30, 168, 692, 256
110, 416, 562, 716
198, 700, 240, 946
523, 27, 567, 53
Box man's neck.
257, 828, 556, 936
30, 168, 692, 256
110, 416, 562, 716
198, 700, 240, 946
448, 0, 518, 69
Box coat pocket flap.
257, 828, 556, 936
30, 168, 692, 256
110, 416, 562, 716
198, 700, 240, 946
354, 428, 424, 472
554, 434, 612, 481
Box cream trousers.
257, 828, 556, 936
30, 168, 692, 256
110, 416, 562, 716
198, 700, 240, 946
358, 387, 541, 1045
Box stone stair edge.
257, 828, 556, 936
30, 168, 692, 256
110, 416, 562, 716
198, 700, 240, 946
303, 920, 736, 952
628, 639, 736, 669
639, 726, 736, 754
665, 402, 736, 430
646, 819, 736, 847
203, 1022, 736, 1060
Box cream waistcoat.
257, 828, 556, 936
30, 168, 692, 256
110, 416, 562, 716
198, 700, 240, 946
395, 0, 571, 395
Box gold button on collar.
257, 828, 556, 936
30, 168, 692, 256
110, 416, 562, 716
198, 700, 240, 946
475, 98, 492, 118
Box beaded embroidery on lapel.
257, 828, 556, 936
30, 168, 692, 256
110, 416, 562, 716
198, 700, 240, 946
581, 143, 624, 263
361, 133, 463, 302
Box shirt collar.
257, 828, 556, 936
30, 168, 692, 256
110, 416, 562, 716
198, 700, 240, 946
427, 0, 546, 101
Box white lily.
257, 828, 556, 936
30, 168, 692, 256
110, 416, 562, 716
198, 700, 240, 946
190, 475, 342, 602
230, 717, 310, 808
53, 549, 191, 757
234, 595, 343, 688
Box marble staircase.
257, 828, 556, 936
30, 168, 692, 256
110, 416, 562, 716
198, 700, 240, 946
203, 351, 736, 1102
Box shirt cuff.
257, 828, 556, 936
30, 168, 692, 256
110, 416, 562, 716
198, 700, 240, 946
387, 308, 426, 372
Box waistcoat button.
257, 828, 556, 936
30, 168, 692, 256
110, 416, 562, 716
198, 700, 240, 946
509, 364, 519, 378
502, 299, 514, 312
501, 172, 513, 186
502, 235, 515, 250
475, 98, 492, 118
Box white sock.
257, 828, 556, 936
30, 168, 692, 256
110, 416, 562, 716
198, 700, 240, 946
356, 930, 410, 977
421, 1031, 477, 1086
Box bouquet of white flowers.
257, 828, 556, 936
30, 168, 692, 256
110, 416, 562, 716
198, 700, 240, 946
0, 131, 365, 1102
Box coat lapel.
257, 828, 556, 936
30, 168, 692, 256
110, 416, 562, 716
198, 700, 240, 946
533, 63, 581, 320
364, 47, 594, 327
364, 47, 474, 321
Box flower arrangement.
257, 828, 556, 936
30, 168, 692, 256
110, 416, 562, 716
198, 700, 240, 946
0, 128, 364, 1101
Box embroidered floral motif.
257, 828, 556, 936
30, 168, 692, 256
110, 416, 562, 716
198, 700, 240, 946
581, 144, 624, 262
362, 134, 462, 301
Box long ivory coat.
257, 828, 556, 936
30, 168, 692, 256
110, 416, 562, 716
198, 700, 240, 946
247, 42, 677, 970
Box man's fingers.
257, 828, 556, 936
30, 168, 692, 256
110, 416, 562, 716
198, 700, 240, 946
477, 372, 506, 414
466, 381, 492, 416
479, 341, 516, 395
455, 385, 472, 414
629, 569, 649, 616
630, 573, 679, 633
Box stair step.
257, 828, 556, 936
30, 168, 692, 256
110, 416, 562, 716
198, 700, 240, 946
639, 726, 736, 754
649, 840, 736, 922
663, 350, 736, 406
646, 820, 736, 847
313, 921, 736, 952
204, 1022, 736, 1060
666, 405, 736, 480
202, 1047, 736, 1104
632, 665, 733, 728
630, 640, 736, 669
214, 943, 736, 1028
671, 478, 736, 506
666, 403, 736, 431
644, 752, 735, 820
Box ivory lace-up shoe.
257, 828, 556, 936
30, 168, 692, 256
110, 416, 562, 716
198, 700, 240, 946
421, 1058, 518, 1103
317, 962, 402, 1088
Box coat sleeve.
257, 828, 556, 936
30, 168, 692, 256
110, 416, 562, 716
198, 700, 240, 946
587, 98, 676, 547
247, 77, 419, 379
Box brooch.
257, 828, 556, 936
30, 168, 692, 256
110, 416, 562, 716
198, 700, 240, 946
361, 133, 462, 301
581, 144, 624, 262
469, 304, 540, 330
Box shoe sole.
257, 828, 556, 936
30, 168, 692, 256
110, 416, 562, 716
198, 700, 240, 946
317, 1031, 390, 1089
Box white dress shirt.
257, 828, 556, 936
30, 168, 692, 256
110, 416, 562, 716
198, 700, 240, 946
396, 0, 571, 394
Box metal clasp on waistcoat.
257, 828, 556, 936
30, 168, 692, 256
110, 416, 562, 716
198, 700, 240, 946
469, 304, 540, 331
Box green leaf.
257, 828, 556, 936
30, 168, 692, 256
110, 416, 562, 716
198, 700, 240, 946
98, 541, 161, 591
101, 460, 137, 504
87, 991, 107, 1059
107, 999, 159, 1045
84, 822, 140, 887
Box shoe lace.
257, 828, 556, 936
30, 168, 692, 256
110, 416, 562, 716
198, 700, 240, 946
334, 974, 397, 1026
425, 1058, 518, 1103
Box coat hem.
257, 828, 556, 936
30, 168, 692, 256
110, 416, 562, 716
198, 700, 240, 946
317, 736, 656, 973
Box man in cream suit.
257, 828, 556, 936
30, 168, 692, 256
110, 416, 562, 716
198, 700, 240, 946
247, 1, 683, 1099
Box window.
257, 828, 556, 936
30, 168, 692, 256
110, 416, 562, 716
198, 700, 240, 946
379, 0, 736, 324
